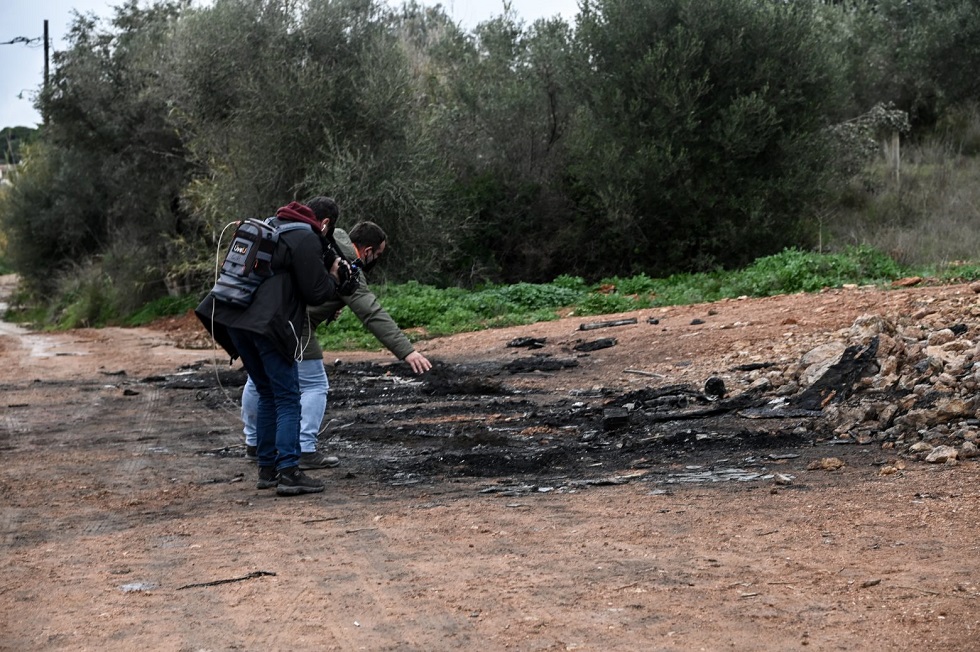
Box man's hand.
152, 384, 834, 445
327, 256, 341, 282
404, 351, 432, 375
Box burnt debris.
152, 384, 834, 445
155, 309, 980, 488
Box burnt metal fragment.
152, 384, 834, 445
573, 337, 617, 352
730, 362, 776, 372
177, 571, 276, 591
704, 377, 726, 399
603, 407, 630, 430
507, 336, 547, 349
790, 337, 880, 411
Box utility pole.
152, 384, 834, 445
43, 20, 50, 124
44, 20, 49, 90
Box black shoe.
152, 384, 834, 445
256, 466, 277, 490
299, 451, 340, 469
276, 466, 325, 496
245, 445, 258, 461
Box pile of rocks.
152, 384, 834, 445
746, 300, 980, 464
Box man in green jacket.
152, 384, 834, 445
242, 218, 432, 469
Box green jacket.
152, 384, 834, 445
299, 228, 415, 361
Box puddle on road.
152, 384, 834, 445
22, 334, 90, 358
0, 305, 30, 336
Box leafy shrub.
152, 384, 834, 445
604, 273, 659, 296
317, 246, 910, 350
936, 261, 980, 283
552, 275, 589, 292
46, 262, 118, 329
575, 292, 654, 316
124, 294, 200, 327
472, 283, 582, 311
375, 281, 467, 329
724, 246, 901, 296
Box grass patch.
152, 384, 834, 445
317, 245, 950, 351
12, 245, 980, 348
124, 294, 200, 326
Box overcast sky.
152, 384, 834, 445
0, 0, 581, 129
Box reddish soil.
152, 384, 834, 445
1, 274, 979, 651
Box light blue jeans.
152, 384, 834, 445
242, 358, 328, 453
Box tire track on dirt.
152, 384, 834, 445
118, 386, 165, 472
309, 502, 479, 649
1, 377, 113, 545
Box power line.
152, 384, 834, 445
1, 36, 43, 47
3, 22, 50, 123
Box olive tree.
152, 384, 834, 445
3, 0, 191, 309
569, 0, 848, 275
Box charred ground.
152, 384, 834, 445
174, 354, 855, 493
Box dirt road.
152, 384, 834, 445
1, 276, 979, 651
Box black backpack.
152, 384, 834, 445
210, 218, 309, 307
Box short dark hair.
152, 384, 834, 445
349, 221, 387, 250
305, 196, 340, 225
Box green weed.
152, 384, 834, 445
317, 246, 920, 351
124, 294, 200, 327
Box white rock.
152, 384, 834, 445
800, 342, 847, 387
925, 445, 958, 463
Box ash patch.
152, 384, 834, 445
151, 311, 980, 489
305, 360, 819, 484
420, 362, 508, 396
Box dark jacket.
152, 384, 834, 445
196, 211, 339, 362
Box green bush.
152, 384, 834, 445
725, 246, 901, 296
124, 294, 199, 327
936, 261, 980, 283
46, 263, 118, 329
575, 292, 653, 316
471, 283, 582, 311
316, 246, 911, 351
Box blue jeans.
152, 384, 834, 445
242, 359, 328, 453
227, 328, 301, 471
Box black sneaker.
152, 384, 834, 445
299, 451, 340, 469
256, 466, 277, 490
276, 466, 325, 496
245, 445, 258, 461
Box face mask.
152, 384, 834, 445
361, 256, 379, 272
358, 246, 383, 272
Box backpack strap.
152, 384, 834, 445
274, 221, 313, 235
